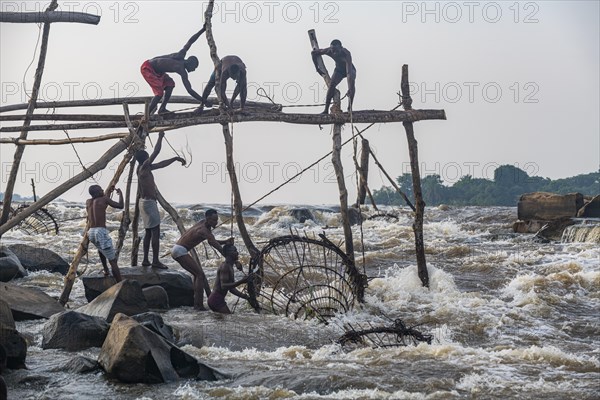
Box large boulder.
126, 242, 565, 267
98, 313, 221, 383
42, 311, 110, 351
517, 192, 584, 221
82, 267, 193, 307
77, 280, 148, 322
0, 283, 64, 320
0, 299, 14, 329
289, 208, 315, 223
0, 326, 27, 369
131, 312, 176, 343
577, 195, 600, 218
143, 286, 170, 310
7, 244, 69, 274
0, 246, 28, 282
536, 217, 576, 241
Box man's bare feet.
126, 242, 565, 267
141, 261, 151, 267
151, 262, 168, 270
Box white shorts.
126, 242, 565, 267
171, 244, 189, 259
88, 227, 116, 261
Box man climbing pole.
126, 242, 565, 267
311, 39, 356, 114
141, 23, 209, 114
196, 55, 247, 113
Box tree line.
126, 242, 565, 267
372, 165, 599, 207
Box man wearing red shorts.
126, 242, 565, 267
141, 24, 208, 114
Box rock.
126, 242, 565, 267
77, 280, 148, 322
7, 244, 69, 275
98, 313, 221, 383
131, 312, 176, 343
536, 217, 576, 241
512, 219, 547, 234
82, 267, 193, 307
517, 192, 584, 221
0, 299, 14, 329
52, 356, 100, 374
143, 286, 170, 310
42, 311, 110, 351
0, 283, 64, 320
577, 195, 600, 218
347, 207, 363, 226
289, 208, 315, 223
0, 246, 28, 282
0, 326, 27, 369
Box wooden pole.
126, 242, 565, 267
115, 158, 136, 258
308, 29, 354, 262
0, 132, 129, 145
0, 0, 58, 228
0, 11, 100, 24
401, 65, 429, 288
0, 133, 135, 237
131, 188, 142, 266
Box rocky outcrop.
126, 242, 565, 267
0, 283, 64, 320
82, 267, 193, 307
289, 208, 315, 223
517, 192, 584, 221
51, 356, 100, 374
42, 311, 110, 351
577, 195, 600, 218
131, 312, 176, 343
0, 246, 28, 282
535, 217, 576, 241
7, 244, 69, 275
77, 280, 148, 322
143, 286, 170, 310
0, 299, 27, 370
98, 313, 222, 383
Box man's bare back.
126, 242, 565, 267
86, 187, 122, 228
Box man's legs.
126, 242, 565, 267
142, 228, 152, 266
157, 86, 174, 114
99, 253, 110, 277
149, 94, 162, 114
322, 71, 344, 114
150, 225, 166, 268
108, 259, 123, 282
174, 254, 207, 310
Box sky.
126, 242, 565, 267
1, 1, 599, 205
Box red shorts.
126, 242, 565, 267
140, 60, 175, 96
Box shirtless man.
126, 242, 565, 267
311, 39, 356, 114
135, 131, 186, 269
171, 209, 234, 310
197, 55, 247, 113
141, 24, 208, 114
208, 244, 251, 314
86, 184, 124, 282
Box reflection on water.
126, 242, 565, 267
3, 204, 599, 399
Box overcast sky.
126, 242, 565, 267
1, 1, 598, 205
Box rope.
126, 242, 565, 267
350, 109, 366, 274
22, 23, 43, 101
62, 129, 100, 186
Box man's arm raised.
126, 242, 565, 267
176, 24, 206, 58
151, 157, 186, 170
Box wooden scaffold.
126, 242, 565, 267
0, 0, 445, 318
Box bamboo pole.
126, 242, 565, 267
0, 0, 58, 228
401, 65, 429, 288
308, 29, 354, 262
115, 158, 136, 258
0, 109, 446, 132
0, 132, 128, 145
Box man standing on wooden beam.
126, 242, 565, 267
141, 24, 209, 114
196, 55, 247, 113
311, 39, 356, 114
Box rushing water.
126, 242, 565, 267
2, 204, 599, 399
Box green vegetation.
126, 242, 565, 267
372, 166, 599, 207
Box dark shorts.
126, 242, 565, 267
208, 291, 228, 311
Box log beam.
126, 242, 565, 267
0, 11, 100, 24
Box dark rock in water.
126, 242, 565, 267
41, 311, 110, 351
143, 286, 170, 310
0, 246, 28, 282
536, 217, 576, 241
347, 207, 363, 226
0, 283, 64, 320
7, 244, 69, 275
82, 267, 193, 307
52, 356, 100, 374
289, 208, 315, 223
77, 280, 148, 322
0, 299, 15, 329
517, 192, 584, 221
577, 195, 600, 218
513, 219, 546, 234
131, 312, 176, 343
0, 326, 27, 369
98, 313, 222, 383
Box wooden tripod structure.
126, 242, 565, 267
0, 0, 444, 305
